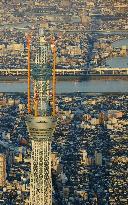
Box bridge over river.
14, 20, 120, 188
0, 67, 128, 76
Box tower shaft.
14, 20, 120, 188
27, 116, 56, 205
51, 37, 57, 116
33, 36, 51, 116
30, 140, 52, 205
52, 45, 56, 116
26, 31, 56, 205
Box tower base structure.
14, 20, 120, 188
26, 116, 56, 205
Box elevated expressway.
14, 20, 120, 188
0, 67, 128, 76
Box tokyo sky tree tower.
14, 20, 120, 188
26, 31, 56, 205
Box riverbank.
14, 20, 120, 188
57, 75, 128, 81
0, 75, 128, 82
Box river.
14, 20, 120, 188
0, 29, 127, 94
105, 38, 128, 67
112, 39, 128, 48
105, 56, 128, 68
0, 80, 127, 93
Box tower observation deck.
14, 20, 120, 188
26, 30, 56, 205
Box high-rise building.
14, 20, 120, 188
0, 154, 6, 187
95, 151, 102, 166
81, 150, 88, 165
26, 31, 56, 205
51, 152, 60, 171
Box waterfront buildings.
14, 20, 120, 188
0, 0, 128, 73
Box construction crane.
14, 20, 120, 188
26, 35, 31, 114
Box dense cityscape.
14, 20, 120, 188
0, 0, 128, 205
0, 93, 128, 204
0, 0, 128, 74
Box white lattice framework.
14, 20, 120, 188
30, 140, 52, 205
27, 116, 56, 205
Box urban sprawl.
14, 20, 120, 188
0, 1, 128, 205
0, 0, 128, 75
0, 93, 128, 204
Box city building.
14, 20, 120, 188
0, 154, 6, 187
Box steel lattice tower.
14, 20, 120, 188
26, 31, 56, 205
